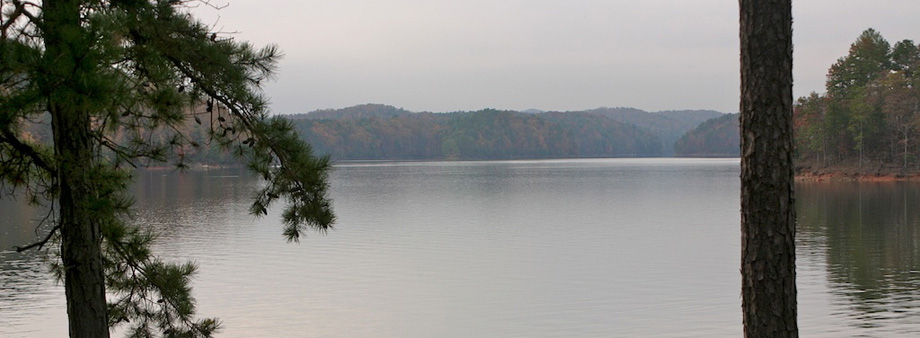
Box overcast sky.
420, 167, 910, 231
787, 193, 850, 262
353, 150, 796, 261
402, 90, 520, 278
192, 1, 920, 114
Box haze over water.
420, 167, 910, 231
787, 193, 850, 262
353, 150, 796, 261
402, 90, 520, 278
2, 158, 920, 337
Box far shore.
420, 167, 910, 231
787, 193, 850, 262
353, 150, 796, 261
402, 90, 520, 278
135, 158, 920, 182
796, 163, 920, 182
139, 163, 240, 171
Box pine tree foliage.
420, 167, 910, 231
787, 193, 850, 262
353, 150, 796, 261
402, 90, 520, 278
1, 0, 334, 336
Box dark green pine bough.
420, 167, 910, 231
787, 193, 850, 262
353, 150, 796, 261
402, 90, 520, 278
1, 0, 334, 337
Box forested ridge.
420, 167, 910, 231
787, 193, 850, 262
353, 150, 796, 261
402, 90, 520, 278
286, 104, 721, 160
673, 113, 740, 157
16, 102, 721, 162
582, 107, 722, 155
17, 102, 722, 163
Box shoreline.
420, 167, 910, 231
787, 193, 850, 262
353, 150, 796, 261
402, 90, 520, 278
796, 168, 920, 182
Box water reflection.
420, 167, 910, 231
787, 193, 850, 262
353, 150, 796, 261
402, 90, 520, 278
1, 159, 745, 337
0, 197, 67, 336
9, 160, 920, 337
798, 182, 920, 336
1, 168, 262, 336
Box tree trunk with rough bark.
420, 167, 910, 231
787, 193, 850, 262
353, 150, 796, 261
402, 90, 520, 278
43, 0, 111, 336
739, 0, 798, 337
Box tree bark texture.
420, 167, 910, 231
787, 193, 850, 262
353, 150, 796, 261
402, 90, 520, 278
739, 0, 798, 337
43, 0, 111, 336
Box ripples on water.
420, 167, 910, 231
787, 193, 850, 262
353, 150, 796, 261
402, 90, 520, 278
0, 199, 67, 337
797, 182, 920, 337
2, 158, 920, 337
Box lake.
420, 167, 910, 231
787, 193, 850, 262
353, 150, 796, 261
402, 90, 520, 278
2, 158, 920, 337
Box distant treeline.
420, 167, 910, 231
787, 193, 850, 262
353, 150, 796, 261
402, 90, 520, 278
14, 103, 725, 165
673, 113, 740, 157
287, 104, 722, 161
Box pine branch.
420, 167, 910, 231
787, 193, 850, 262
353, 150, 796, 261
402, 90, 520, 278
0, 128, 55, 175
14, 224, 60, 252
108, 237, 219, 336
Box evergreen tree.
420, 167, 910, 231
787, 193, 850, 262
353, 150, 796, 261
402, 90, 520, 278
793, 29, 920, 171
827, 29, 892, 168
1, 1, 334, 337
827, 28, 891, 98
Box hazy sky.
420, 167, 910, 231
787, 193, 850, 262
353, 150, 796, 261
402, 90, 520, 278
193, 1, 920, 114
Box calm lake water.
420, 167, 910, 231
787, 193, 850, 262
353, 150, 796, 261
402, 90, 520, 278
2, 158, 920, 337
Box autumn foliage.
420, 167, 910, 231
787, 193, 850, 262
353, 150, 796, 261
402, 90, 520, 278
795, 29, 920, 172
286, 105, 720, 160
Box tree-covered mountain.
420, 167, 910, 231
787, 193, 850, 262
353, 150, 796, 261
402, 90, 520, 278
539, 111, 663, 158
289, 107, 673, 160
289, 103, 413, 120
292, 111, 447, 160
16, 103, 724, 163
673, 113, 740, 157
583, 107, 724, 155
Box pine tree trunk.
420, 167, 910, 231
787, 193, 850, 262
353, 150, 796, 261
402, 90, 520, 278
739, 0, 798, 337
43, 0, 111, 336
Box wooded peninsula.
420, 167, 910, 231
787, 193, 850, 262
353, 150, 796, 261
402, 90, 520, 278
794, 29, 920, 180
289, 105, 721, 160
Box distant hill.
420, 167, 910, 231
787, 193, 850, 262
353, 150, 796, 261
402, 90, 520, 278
673, 113, 740, 157
540, 111, 663, 158
288, 105, 668, 160
295, 111, 447, 160
289, 103, 413, 120
13, 103, 726, 165
582, 107, 724, 155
